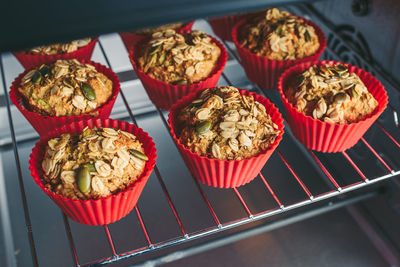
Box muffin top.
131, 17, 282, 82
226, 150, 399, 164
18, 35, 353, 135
42, 127, 148, 200
285, 63, 378, 124
135, 22, 184, 35
238, 8, 320, 60
18, 59, 113, 117
26, 38, 92, 55
137, 29, 221, 85
175, 86, 280, 160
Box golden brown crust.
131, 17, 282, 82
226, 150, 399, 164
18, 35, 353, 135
137, 30, 221, 85
285, 64, 378, 124
42, 127, 147, 200
26, 38, 91, 55
238, 8, 320, 60
18, 59, 113, 117
175, 86, 280, 160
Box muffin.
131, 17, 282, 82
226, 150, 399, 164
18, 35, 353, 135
10, 59, 120, 136
285, 63, 378, 124
26, 38, 92, 55
13, 38, 98, 70
119, 22, 194, 51
232, 8, 326, 89
279, 60, 388, 152
169, 87, 284, 188
137, 30, 221, 85
175, 86, 280, 160
238, 8, 320, 60
18, 59, 113, 117
29, 118, 157, 225
135, 22, 186, 35
42, 127, 148, 200
130, 30, 227, 110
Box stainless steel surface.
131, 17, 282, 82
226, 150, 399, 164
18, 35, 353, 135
0, 10, 399, 267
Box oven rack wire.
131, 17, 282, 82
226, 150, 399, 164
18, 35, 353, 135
1, 6, 400, 267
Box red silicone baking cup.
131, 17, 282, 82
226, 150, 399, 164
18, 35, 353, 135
119, 22, 194, 51
12, 38, 98, 70
168, 88, 284, 188
129, 34, 228, 110
9, 59, 120, 136
232, 16, 327, 89
208, 14, 247, 42
278, 60, 388, 152
29, 118, 157, 225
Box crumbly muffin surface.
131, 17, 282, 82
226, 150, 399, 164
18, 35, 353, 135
176, 86, 280, 160
42, 127, 148, 200
18, 59, 113, 117
26, 38, 91, 55
135, 22, 184, 35
238, 8, 320, 60
137, 30, 221, 85
285, 64, 378, 124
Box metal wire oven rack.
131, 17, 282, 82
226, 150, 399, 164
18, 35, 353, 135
1, 5, 400, 267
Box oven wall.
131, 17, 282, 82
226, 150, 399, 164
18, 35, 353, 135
312, 0, 400, 80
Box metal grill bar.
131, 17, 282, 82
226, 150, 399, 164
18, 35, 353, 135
62, 214, 81, 267
376, 123, 400, 149
360, 138, 393, 173
135, 206, 153, 247
104, 225, 118, 256
0, 55, 39, 267
277, 150, 314, 199
342, 152, 369, 182
308, 150, 342, 190
233, 188, 253, 217
258, 173, 284, 208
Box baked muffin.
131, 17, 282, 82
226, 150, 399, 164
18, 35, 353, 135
26, 38, 92, 55
175, 86, 281, 160
137, 29, 221, 85
135, 22, 185, 35
238, 8, 320, 60
41, 127, 149, 200
18, 59, 113, 117
285, 63, 378, 124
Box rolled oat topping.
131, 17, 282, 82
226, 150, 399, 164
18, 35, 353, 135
238, 8, 320, 60
26, 38, 92, 55
176, 86, 280, 160
135, 22, 184, 35
137, 30, 221, 84
285, 64, 378, 124
42, 127, 147, 200
18, 59, 113, 116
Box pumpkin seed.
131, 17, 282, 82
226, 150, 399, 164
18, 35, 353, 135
38, 99, 48, 106
195, 120, 211, 135
129, 149, 149, 161
149, 45, 160, 55
191, 99, 203, 106
350, 85, 359, 98
335, 64, 347, 72
77, 166, 91, 193
158, 52, 166, 65
39, 66, 50, 77
81, 82, 96, 101
173, 80, 188, 85
31, 71, 42, 84
82, 128, 91, 137
275, 24, 283, 35
304, 30, 311, 42
333, 92, 348, 104
83, 162, 95, 172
